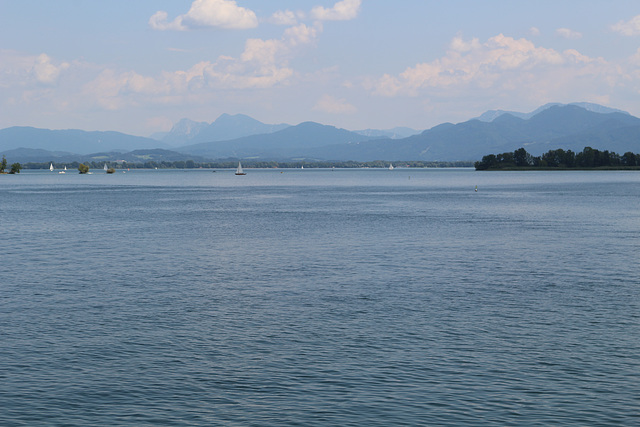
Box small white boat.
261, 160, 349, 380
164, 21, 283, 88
104, 164, 108, 172
49, 163, 54, 172
389, 164, 394, 170
59, 165, 66, 174
235, 162, 246, 175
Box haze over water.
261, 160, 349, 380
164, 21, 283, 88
1, 168, 638, 425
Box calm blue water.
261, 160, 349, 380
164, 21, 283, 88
1, 168, 639, 426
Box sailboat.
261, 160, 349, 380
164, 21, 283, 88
104, 164, 108, 172
235, 162, 246, 175
58, 165, 66, 174
389, 164, 394, 170
49, 163, 54, 172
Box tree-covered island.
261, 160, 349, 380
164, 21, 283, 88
475, 147, 640, 170
0, 155, 21, 174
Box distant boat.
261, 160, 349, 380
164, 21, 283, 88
235, 162, 246, 175
104, 164, 108, 172
49, 163, 54, 172
301, 165, 304, 169
58, 165, 66, 174
389, 164, 394, 170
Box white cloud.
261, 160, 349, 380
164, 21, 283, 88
556, 28, 582, 39
0, 0, 360, 124
313, 94, 356, 114
611, 14, 640, 36
81, 21, 324, 104
33, 54, 70, 85
269, 10, 300, 26
150, 0, 258, 31
311, 0, 361, 21
450, 36, 481, 52
367, 34, 611, 100
530, 27, 541, 37
284, 22, 321, 47
0, 51, 70, 87
149, 11, 181, 31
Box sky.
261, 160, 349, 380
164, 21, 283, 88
2, 0, 640, 136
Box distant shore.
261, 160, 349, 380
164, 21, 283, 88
18, 160, 475, 170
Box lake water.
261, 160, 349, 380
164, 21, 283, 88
1, 168, 639, 426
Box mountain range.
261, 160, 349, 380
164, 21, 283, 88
2, 103, 640, 163
153, 113, 291, 147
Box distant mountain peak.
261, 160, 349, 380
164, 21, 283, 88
475, 102, 629, 122
173, 118, 209, 135
214, 113, 257, 124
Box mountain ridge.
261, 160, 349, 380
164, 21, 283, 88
2, 103, 640, 162
475, 102, 629, 122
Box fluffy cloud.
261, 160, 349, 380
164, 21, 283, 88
150, 0, 258, 31
368, 34, 589, 97
32, 54, 70, 85
3, 0, 365, 131
363, 33, 640, 119
556, 28, 582, 39
269, 10, 301, 26
311, 0, 361, 21
0, 51, 70, 87
313, 94, 356, 114
81, 21, 325, 106
611, 15, 640, 36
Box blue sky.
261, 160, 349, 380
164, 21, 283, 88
2, 0, 640, 136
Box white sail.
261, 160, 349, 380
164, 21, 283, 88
235, 162, 246, 175
49, 163, 54, 171
104, 164, 108, 171
389, 164, 394, 170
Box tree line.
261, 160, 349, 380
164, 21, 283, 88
475, 147, 640, 170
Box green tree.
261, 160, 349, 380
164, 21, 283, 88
0, 155, 6, 173
78, 163, 90, 174
497, 152, 515, 166
576, 147, 595, 167
513, 148, 532, 167
474, 154, 498, 170
9, 163, 21, 174
622, 151, 638, 166
562, 150, 576, 168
